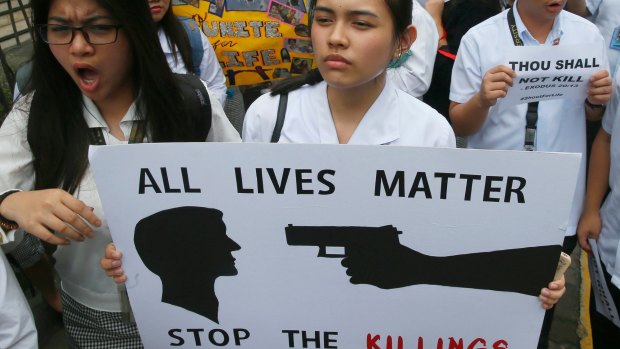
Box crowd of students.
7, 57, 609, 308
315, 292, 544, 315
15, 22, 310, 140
0, 0, 618, 348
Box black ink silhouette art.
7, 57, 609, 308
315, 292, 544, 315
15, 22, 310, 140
285, 224, 561, 297
134, 206, 240, 323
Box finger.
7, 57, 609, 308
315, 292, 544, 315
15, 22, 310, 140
488, 65, 517, 77
589, 75, 612, 88
28, 226, 70, 245
589, 70, 609, 82
101, 256, 122, 272
61, 196, 102, 229
105, 243, 122, 259
486, 81, 511, 94
488, 72, 515, 86
113, 274, 128, 285
588, 84, 613, 97
45, 212, 86, 241
105, 266, 124, 277
54, 205, 93, 239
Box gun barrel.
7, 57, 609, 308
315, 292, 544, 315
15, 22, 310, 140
285, 225, 401, 248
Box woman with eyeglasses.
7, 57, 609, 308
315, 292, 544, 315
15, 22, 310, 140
0, 0, 239, 346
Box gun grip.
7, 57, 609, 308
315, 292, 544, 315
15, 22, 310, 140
318, 246, 346, 258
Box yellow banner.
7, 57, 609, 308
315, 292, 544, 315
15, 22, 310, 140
172, 0, 314, 86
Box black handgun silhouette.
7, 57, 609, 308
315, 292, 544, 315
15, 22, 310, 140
285, 224, 401, 257
285, 224, 562, 297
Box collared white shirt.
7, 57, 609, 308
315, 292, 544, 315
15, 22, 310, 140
586, 0, 620, 75
599, 67, 620, 288
386, 0, 439, 99
450, 2, 609, 236
243, 80, 455, 147
0, 90, 239, 311
158, 27, 228, 106
0, 249, 37, 349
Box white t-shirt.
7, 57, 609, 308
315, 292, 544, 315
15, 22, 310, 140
386, 0, 439, 98
0, 90, 240, 312
0, 249, 37, 349
243, 80, 455, 147
586, 0, 620, 75
450, 2, 609, 236
599, 67, 620, 288
158, 27, 228, 106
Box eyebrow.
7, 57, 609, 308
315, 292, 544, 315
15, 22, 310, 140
48, 15, 115, 25
313, 6, 379, 18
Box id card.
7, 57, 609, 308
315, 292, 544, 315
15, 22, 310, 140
611, 26, 620, 51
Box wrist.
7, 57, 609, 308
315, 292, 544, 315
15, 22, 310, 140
584, 98, 606, 110
0, 190, 20, 231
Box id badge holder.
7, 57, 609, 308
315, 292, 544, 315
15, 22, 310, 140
611, 26, 620, 51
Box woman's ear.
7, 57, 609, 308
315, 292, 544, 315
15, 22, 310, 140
394, 24, 417, 58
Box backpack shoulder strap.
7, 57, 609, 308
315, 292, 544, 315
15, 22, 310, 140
270, 93, 288, 143
174, 73, 212, 141
177, 16, 204, 76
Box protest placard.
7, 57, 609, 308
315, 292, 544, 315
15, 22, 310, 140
503, 44, 603, 106
90, 143, 580, 348
172, 0, 313, 86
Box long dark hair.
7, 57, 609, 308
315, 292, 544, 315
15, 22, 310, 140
159, 7, 195, 74
27, 0, 200, 194
271, 0, 412, 96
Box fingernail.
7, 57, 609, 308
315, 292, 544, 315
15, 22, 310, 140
112, 261, 120, 267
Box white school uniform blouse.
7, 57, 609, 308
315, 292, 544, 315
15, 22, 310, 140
243, 80, 455, 147
450, 2, 609, 236
386, 0, 439, 98
0, 89, 240, 312
599, 68, 620, 288
158, 27, 228, 107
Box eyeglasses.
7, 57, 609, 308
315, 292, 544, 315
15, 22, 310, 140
37, 24, 122, 45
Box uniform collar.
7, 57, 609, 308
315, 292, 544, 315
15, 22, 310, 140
82, 94, 139, 130
316, 79, 400, 145
512, 0, 564, 45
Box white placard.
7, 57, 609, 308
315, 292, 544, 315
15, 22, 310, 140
503, 44, 603, 106
90, 143, 581, 349
588, 239, 620, 328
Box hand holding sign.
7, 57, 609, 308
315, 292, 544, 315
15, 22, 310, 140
586, 70, 613, 107
479, 65, 516, 108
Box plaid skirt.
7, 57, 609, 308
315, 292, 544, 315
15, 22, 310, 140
61, 291, 143, 349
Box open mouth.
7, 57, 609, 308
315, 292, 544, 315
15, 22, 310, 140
73, 64, 100, 92
77, 67, 98, 85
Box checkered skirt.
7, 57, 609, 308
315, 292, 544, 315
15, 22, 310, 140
61, 291, 143, 349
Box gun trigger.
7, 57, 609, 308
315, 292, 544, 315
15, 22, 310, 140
318, 246, 327, 258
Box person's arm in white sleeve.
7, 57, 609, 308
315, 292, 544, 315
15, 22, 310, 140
0, 250, 37, 349
199, 32, 228, 107
204, 83, 241, 142
386, 1, 438, 98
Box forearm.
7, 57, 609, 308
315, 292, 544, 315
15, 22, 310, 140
583, 129, 611, 214
449, 98, 491, 136
422, 245, 562, 296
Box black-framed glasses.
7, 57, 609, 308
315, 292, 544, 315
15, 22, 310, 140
37, 24, 122, 45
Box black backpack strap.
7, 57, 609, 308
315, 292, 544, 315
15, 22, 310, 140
173, 73, 212, 141
270, 92, 288, 143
